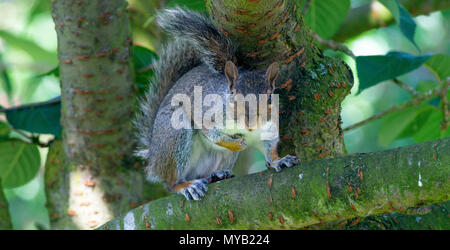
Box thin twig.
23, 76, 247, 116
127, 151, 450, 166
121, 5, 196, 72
343, 86, 447, 132
302, 0, 312, 16
310, 31, 356, 58
392, 78, 418, 96
136, 64, 154, 74
9, 128, 54, 148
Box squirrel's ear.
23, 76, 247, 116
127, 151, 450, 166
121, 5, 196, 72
225, 61, 239, 91
265, 62, 279, 90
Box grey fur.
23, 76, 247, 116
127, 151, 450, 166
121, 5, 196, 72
156, 7, 237, 72
133, 39, 200, 168
134, 8, 298, 199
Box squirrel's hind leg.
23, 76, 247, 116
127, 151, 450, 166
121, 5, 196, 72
172, 170, 234, 200
172, 179, 209, 201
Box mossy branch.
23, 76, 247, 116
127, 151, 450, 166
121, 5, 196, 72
98, 138, 449, 230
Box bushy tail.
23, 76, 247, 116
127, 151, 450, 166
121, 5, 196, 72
134, 40, 200, 158
157, 7, 237, 72
134, 8, 236, 159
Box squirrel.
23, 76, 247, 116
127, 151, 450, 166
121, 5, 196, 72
134, 8, 299, 200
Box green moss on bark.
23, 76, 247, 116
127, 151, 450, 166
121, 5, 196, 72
99, 138, 450, 230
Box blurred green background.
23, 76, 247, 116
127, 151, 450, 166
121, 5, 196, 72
0, 0, 448, 229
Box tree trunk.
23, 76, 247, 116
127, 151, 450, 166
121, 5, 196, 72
47, 0, 168, 229
207, 0, 352, 161
99, 138, 450, 230
0, 181, 12, 229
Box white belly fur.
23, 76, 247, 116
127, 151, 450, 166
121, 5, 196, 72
179, 121, 277, 181
179, 132, 239, 181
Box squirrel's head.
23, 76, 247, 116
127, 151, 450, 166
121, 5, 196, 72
224, 61, 280, 132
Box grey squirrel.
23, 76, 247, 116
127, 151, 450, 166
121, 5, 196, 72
135, 8, 298, 200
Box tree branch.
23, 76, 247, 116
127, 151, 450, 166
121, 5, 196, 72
310, 31, 355, 58
333, 0, 450, 42
99, 138, 450, 230
392, 78, 418, 96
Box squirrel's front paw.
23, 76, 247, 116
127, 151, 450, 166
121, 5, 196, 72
174, 179, 208, 201
269, 155, 299, 172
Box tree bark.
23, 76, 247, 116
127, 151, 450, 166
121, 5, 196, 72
53, 0, 134, 172
332, 0, 450, 42
47, 0, 450, 230
207, 0, 352, 161
48, 0, 168, 229
98, 138, 449, 230
0, 181, 12, 229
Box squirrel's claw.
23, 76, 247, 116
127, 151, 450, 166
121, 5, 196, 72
181, 179, 208, 201
206, 169, 234, 184
270, 155, 299, 172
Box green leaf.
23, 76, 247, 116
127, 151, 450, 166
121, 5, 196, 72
0, 53, 12, 100
397, 105, 435, 139
134, 46, 158, 95
379, 0, 419, 50
0, 30, 57, 64
0, 121, 11, 141
303, 0, 351, 39
356, 51, 431, 91
167, 0, 206, 12
425, 54, 450, 83
0, 140, 40, 188
415, 81, 437, 94
35, 66, 59, 78
4, 98, 61, 138
27, 0, 51, 24
378, 105, 428, 146
134, 46, 158, 72
412, 109, 444, 143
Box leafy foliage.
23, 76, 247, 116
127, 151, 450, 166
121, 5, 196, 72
356, 51, 431, 91
302, 0, 351, 39
0, 140, 40, 188
134, 45, 158, 95
425, 54, 450, 83
0, 30, 56, 64
4, 98, 62, 138
0, 53, 12, 101
167, 0, 206, 12
379, 105, 433, 146
379, 0, 419, 50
